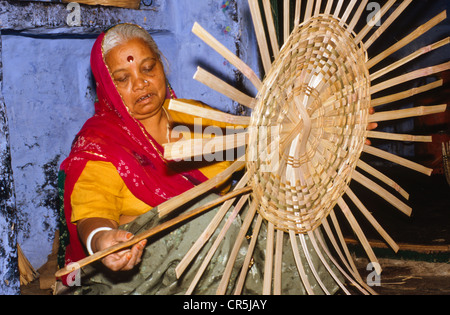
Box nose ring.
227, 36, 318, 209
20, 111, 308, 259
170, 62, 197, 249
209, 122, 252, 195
144, 80, 148, 83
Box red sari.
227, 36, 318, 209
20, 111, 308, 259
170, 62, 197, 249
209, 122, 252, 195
58, 31, 208, 278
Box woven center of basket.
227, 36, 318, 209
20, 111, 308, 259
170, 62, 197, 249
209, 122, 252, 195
247, 16, 370, 234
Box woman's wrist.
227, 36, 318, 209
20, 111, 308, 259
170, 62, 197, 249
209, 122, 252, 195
86, 227, 113, 255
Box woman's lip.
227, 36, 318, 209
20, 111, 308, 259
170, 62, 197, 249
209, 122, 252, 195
135, 93, 154, 105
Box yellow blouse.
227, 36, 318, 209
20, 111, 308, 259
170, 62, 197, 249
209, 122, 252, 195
71, 99, 237, 225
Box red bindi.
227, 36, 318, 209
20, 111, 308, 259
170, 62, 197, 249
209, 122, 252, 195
127, 55, 134, 63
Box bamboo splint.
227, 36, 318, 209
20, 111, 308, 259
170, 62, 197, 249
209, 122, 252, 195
263, 222, 275, 295
62, 0, 140, 9
192, 22, 262, 90
371, 80, 443, 107
355, 0, 396, 44
364, 0, 413, 50
158, 158, 245, 217
367, 130, 432, 143
163, 132, 248, 161
367, 10, 447, 69
347, 0, 369, 34
368, 105, 447, 123
262, 0, 280, 59
176, 172, 249, 278
248, 0, 272, 74
18, 244, 38, 286
55, 186, 252, 278
193, 67, 255, 109
289, 230, 315, 295
371, 62, 450, 95
363, 144, 433, 176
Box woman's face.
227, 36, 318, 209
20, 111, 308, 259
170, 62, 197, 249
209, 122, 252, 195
105, 37, 167, 120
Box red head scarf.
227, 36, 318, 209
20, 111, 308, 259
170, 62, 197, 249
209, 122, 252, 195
59, 29, 208, 274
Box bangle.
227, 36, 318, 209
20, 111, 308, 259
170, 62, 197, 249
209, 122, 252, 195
86, 227, 113, 255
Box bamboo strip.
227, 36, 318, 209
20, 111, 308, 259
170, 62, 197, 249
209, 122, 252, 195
62, 0, 140, 9
371, 80, 443, 107
158, 158, 246, 217
298, 233, 331, 295
363, 144, 433, 176
263, 222, 275, 295
356, 159, 409, 200
371, 37, 450, 81
324, 0, 333, 15
346, 187, 400, 253
314, 224, 370, 295
337, 197, 382, 275
163, 132, 248, 161
352, 170, 413, 216
192, 22, 262, 90
234, 214, 263, 295
307, 231, 351, 295
364, 0, 413, 50
340, 0, 357, 26
248, 0, 272, 74
367, 11, 447, 69
314, 0, 322, 17
18, 244, 38, 286
185, 193, 250, 295
347, 0, 369, 34
216, 201, 258, 295
193, 67, 255, 108
176, 172, 249, 278
368, 105, 447, 123
355, 0, 396, 44
55, 186, 252, 278
273, 229, 284, 295
169, 99, 251, 125
294, 0, 302, 26
289, 230, 314, 295
371, 62, 450, 95
283, 0, 290, 43
333, 0, 345, 19
367, 130, 432, 143
262, 0, 280, 58
328, 211, 360, 279
304, 0, 314, 21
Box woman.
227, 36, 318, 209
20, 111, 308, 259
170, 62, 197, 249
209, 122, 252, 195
58, 24, 249, 294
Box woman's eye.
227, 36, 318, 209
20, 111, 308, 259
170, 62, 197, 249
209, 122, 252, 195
115, 76, 128, 83
143, 64, 155, 73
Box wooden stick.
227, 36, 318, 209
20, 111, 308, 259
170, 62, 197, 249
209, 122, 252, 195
371, 62, 450, 95
314, 0, 322, 17
356, 159, 409, 200
294, 0, 302, 26
185, 193, 250, 295
364, 0, 413, 50
216, 200, 258, 295
263, 222, 275, 295
55, 186, 252, 278
355, 0, 396, 44
340, 0, 357, 26
169, 99, 251, 125
248, 0, 272, 74
192, 22, 262, 90
324, 0, 333, 15
367, 130, 432, 143
158, 158, 246, 217
304, 0, 314, 22
367, 10, 447, 69
289, 230, 314, 295
371, 37, 450, 81
368, 105, 447, 123
193, 67, 255, 109
363, 144, 433, 176
333, 0, 345, 19
176, 172, 249, 278
346, 187, 400, 253
234, 214, 263, 295
371, 80, 443, 107
352, 170, 412, 216
262, 0, 280, 58
337, 197, 382, 275
163, 132, 248, 161
273, 229, 284, 295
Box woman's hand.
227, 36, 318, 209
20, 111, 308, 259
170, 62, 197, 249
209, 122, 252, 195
92, 229, 147, 272
78, 218, 147, 272
366, 107, 378, 145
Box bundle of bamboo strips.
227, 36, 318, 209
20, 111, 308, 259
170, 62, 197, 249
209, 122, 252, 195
17, 244, 38, 286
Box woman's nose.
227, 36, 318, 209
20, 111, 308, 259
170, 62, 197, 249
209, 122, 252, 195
132, 76, 149, 91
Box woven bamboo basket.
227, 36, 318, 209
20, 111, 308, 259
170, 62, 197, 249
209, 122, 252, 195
62, 0, 140, 9
247, 16, 371, 234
